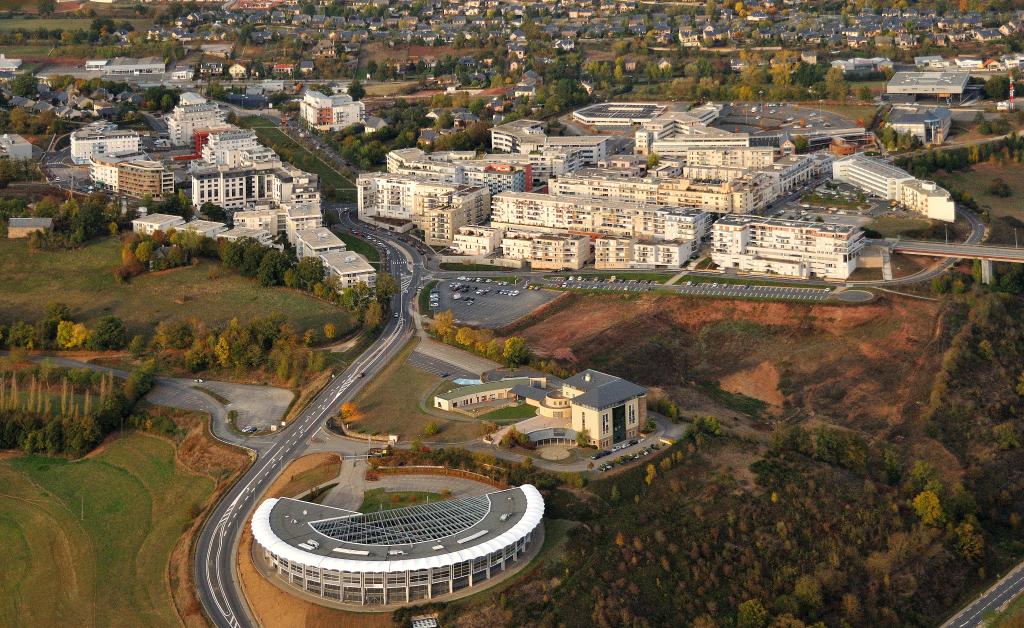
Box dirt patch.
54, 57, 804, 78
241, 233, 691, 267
719, 361, 783, 409
516, 292, 943, 435
238, 454, 385, 628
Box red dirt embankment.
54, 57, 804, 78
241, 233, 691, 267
516, 292, 943, 432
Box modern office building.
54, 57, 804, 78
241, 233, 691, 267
832, 154, 955, 221
251, 485, 544, 606
887, 106, 952, 145
70, 123, 141, 165
635, 108, 746, 156
167, 93, 227, 145
90, 153, 174, 198
886, 72, 971, 103
572, 102, 668, 126
300, 90, 365, 132
490, 119, 612, 165
712, 215, 866, 279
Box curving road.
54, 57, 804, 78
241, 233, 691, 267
193, 210, 423, 628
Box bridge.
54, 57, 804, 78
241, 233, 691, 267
879, 239, 1024, 283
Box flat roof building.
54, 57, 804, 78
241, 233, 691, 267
251, 485, 543, 606
832, 154, 955, 222
0, 133, 32, 160
7, 217, 52, 239
167, 94, 227, 146
300, 90, 365, 132
490, 119, 612, 165
887, 106, 952, 145
320, 250, 376, 288
712, 215, 866, 280
572, 102, 667, 126
886, 72, 971, 102
295, 226, 346, 259
70, 122, 140, 165
132, 213, 186, 235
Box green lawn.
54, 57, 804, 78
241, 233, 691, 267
237, 116, 355, 200
800, 192, 868, 211
348, 339, 482, 442
477, 403, 537, 425
337, 232, 380, 266
0, 237, 347, 337
418, 280, 438, 313
0, 433, 213, 628
550, 272, 671, 284
0, 17, 154, 32
864, 216, 933, 238
358, 488, 446, 513
938, 161, 1024, 222
439, 262, 520, 272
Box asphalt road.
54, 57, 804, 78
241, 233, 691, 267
193, 210, 422, 628
944, 563, 1024, 627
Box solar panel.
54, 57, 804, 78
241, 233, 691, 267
310, 494, 491, 546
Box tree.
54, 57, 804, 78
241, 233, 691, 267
736, 599, 769, 628
576, 428, 591, 447
422, 420, 440, 436
56, 320, 89, 349
375, 272, 397, 303
646, 152, 660, 169
431, 310, 456, 341
793, 574, 822, 611
296, 256, 325, 290
11, 73, 38, 98
955, 521, 985, 560
348, 79, 365, 101
128, 334, 147, 359
455, 326, 475, 347
502, 336, 529, 369
988, 178, 1012, 198
323, 322, 337, 340
256, 249, 289, 287
339, 402, 358, 420
39, 0, 57, 15
364, 301, 383, 330
88, 316, 127, 350
824, 67, 848, 102
913, 490, 944, 526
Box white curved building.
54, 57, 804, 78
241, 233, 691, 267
251, 485, 544, 606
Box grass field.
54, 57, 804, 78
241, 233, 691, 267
348, 340, 481, 442
566, 272, 671, 283
816, 103, 878, 125
274, 455, 341, 498
0, 17, 154, 32
237, 116, 355, 200
0, 433, 213, 627
337, 232, 380, 266
939, 161, 1024, 221
439, 262, 521, 272
418, 279, 438, 313
0, 237, 344, 337
865, 216, 933, 238
358, 488, 445, 513
477, 403, 537, 425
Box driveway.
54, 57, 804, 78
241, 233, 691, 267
192, 380, 294, 432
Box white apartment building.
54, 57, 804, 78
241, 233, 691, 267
131, 213, 186, 235
635, 110, 750, 156
594, 237, 696, 269
167, 93, 227, 145
183, 219, 228, 238
832, 154, 955, 222
233, 204, 323, 246
357, 173, 491, 245
451, 226, 503, 256
190, 159, 320, 213
70, 122, 140, 164
295, 227, 346, 259
386, 148, 529, 195
712, 215, 866, 280
672, 146, 777, 168
500, 231, 592, 270
491, 192, 711, 242
200, 127, 275, 165
320, 251, 376, 288
490, 119, 612, 165
300, 90, 365, 132
217, 227, 280, 248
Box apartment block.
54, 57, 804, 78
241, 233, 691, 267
132, 213, 186, 235
500, 230, 592, 270
491, 192, 711, 242
167, 93, 226, 146
451, 226, 503, 256
91, 153, 174, 198
712, 215, 866, 280
386, 148, 529, 195
71, 122, 140, 165
190, 158, 320, 212
295, 226, 346, 259
320, 251, 376, 288
594, 237, 696, 269
357, 173, 491, 245
300, 90, 365, 132
635, 111, 749, 156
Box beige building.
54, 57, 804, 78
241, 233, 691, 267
832, 154, 955, 222
490, 119, 612, 165
451, 226, 503, 256
320, 251, 376, 288
300, 90, 365, 132
500, 231, 592, 270
897, 179, 956, 222
131, 213, 186, 235
712, 215, 866, 280
595, 237, 695, 269
295, 227, 346, 259
91, 154, 174, 198
7, 217, 52, 238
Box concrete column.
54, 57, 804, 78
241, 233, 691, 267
982, 259, 994, 284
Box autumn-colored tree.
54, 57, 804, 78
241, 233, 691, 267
56, 320, 89, 349
913, 490, 944, 526
736, 599, 768, 628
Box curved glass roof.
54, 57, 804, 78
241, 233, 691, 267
310, 494, 490, 546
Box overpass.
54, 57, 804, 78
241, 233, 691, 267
881, 239, 1024, 283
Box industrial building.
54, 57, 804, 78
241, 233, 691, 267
886, 72, 972, 104
251, 485, 544, 605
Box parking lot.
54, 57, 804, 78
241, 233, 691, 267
716, 102, 857, 137
543, 275, 834, 302
430, 276, 559, 328
590, 437, 665, 472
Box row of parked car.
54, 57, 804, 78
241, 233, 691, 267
592, 439, 662, 472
